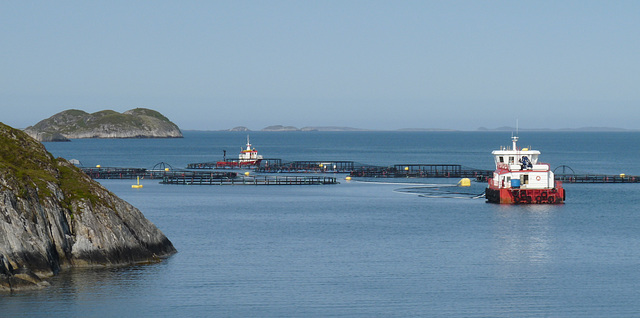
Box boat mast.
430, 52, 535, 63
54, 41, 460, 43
512, 119, 519, 150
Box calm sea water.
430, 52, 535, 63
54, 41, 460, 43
2, 131, 640, 317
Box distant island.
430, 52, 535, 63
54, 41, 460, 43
262, 125, 302, 131
24, 108, 183, 141
477, 126, 633, 132
224, 126, 251, 132
396, 128, 457, 132
213, 125, 636, 132
220, 125, 371, 132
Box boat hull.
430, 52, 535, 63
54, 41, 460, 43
216, 159, 262, 168
486, 186, 565, 204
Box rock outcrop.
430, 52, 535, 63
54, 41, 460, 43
24, 108, 183, 141
261, 125, 301, 131
0, 123, 176, 291
224, 126, 251, 132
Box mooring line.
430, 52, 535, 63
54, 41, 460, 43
355, 180, 457, 187
392, 186, 486, 200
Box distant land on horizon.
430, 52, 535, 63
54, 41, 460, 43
219, 125, 372, 132
477, 126, 635, 132
188, 125, 638, 132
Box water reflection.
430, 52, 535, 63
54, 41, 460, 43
1, 262, 168, 316
493, 205, 557, 264
63, 264, 159, 291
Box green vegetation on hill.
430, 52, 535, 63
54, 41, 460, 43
125, 108, 171, 122
0, 123, 57, 197
0, 123, 101, 208
63, 109, 89, 116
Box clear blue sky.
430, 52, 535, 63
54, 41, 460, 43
2, 1, 639, 130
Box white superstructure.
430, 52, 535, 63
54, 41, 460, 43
489, 136, 555, 189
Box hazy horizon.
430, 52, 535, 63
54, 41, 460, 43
3, 1, 639, 131
16, 108, 638, 132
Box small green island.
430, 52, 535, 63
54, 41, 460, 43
24, 108, 183, 141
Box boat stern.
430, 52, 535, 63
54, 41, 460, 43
486, 179, 565, 204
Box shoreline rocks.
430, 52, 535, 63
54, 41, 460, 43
0, 122, 176, 292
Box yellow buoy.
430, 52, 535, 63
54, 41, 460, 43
165, 168, 170, 172
458, 178, 471, 187
131, 176, 143, 189
345, 176, 352, 181
96, 164, 101, 168
244, 171, 251, 176
404, 166, 409, 171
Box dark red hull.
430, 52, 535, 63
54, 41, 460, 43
216, 159, 263, 168
486, 181, 565, 204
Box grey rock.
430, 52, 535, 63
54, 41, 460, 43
28, 132, 70, 142
0, 123, 176, 291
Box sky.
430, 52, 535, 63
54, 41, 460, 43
2, 1, 639, 131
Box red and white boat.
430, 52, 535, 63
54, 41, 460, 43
485, 136, 565, 204
216, 136, 263, 168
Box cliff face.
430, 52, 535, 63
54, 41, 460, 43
0, 123, 176, 291
24, 108, 183, 141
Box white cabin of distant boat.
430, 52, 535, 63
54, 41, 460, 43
238, 135, 263, 162
490, 136, 556, 190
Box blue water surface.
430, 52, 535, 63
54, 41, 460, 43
2, 131, 640, 317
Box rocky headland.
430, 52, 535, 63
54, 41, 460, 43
24, 108, 183, 141
0, 123, 176, 291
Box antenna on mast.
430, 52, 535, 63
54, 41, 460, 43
511, 119, 519, 150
